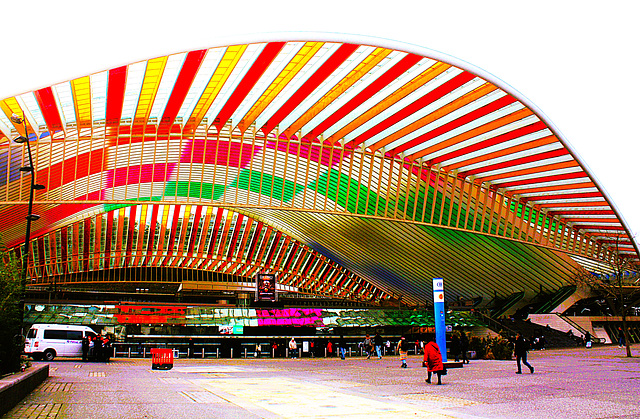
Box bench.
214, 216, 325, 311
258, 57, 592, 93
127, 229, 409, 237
442, 361, 464, 369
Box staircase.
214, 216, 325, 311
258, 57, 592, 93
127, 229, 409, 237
489, 318, 583, 348
531, 286, 577, 314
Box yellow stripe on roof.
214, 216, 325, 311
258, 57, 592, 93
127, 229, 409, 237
284, 47, 392, 138
238, 42, 324, 133
71, 76, 92, 129
371, 82, 498, 152
133, 56, 169, 125
186, 45, 247, 130
328, 61, 451, 143
0, 98, 37, 136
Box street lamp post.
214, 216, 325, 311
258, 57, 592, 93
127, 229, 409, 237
10, 113, 45, 336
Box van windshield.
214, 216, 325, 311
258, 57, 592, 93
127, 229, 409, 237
27, 329, 37, 339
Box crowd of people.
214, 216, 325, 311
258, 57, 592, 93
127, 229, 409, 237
81, 334, 112, 362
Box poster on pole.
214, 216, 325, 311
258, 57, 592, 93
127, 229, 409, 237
255, 273, 277, 302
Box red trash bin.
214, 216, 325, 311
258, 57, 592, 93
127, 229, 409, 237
151, 348, 173, 370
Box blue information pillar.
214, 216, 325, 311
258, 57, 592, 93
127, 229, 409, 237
433, 278, 447, 362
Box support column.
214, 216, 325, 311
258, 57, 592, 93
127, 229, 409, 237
433, 278, 447, 362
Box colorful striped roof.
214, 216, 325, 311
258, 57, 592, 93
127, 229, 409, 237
1, 36, 637, 304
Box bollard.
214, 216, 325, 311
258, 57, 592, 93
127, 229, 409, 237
349, 347, 352, 357
325, 348, 327, 358
143, 347, 146, 358
216, 347, 219, 359
231, 348, 234, 359
272, 348, 275, 358
286, 348, 289, 358
128, 347, 131, 358
202, 348, 205, 358
244, 348, 247, 358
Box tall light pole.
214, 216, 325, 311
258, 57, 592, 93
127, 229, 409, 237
11, 113, 45, 335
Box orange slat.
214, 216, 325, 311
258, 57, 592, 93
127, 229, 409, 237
328, 61, 451, 143
411, 107, 533, 160
443, 136, 559, 172
372, 83, 497, 152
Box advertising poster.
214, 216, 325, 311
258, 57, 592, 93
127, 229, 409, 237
255, 273, 277, 302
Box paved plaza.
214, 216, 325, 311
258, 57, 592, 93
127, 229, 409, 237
4, 344, 640, 419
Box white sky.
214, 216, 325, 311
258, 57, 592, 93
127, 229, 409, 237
2, 0, 639, 247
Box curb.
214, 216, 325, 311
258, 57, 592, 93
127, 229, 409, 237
0, 364, 49, 416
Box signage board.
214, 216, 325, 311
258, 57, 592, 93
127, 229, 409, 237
255, 273, 277, 302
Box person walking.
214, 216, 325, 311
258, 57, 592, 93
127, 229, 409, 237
460, 331, 470, 364
423, 335, 445, 385
289, 338, 298, 359
514, 334, 534, 374
374, 332, 383, 359
338, 336, 346, 360
617, 327, 625, 348
363, 334, 373, 359
397, 336, 409, 368
585, 331, 592, 348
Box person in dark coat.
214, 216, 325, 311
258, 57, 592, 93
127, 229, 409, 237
94, 334, 103, 362
423, 335, 445, 385
460, 331, 470, 364
82, 335, 89, 362
450, 332, 461, 362
514, 334, 534, 374
374, 332, 383, 359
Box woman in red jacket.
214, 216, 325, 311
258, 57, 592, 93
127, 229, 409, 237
423, 335, 445, 385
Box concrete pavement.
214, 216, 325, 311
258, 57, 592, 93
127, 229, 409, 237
4, 344, 640, 418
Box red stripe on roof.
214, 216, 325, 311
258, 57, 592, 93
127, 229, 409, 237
188, 206, 204, 255
524, 192, 603, 201
260, 43, 360, 136
106, 66, 127, 127
207, 208, 225, 256
245, 222, 264, 262
159, 50, 207, 130
147, 205, 160, 255
264, 231, 283, 266
392, 94, 518, 156
460, 148, 568, 178
578, 225, 626, 230
225, 214, 244, 260
126, 206, 137, 264
34, 87, 64, 133
305, 54, 423, 139
430, 121, 548, 165
547, 209, 615, 216
492, 171, 586, 189
105, 213, 113, 269
213, 42, 285, 132
35, 149, 105, 192
347, 72, 476, 148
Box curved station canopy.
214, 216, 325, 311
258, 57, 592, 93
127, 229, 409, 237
1, 36, 638, 306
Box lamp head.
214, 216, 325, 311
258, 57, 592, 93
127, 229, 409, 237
14, 136, 28, 144
10, 113, 24, 124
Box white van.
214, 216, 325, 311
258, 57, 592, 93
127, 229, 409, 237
24, 324, 97, 361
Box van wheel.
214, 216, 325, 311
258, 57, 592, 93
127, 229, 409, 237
43, 349, 56, 361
